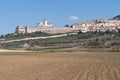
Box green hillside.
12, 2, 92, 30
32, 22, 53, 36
0, 31, 51, 41
1, 31, 120, 52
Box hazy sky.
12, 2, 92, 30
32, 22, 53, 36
0, 0, 120, 34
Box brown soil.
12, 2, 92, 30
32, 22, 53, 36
0, 52, 120, 80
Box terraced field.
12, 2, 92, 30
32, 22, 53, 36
0, 52, 120, 80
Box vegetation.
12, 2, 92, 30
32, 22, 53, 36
113, 15, 120, 20
0, 31, 120, 51
0, 31, 51, 41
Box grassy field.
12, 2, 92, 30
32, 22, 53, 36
0, 51, 120, 80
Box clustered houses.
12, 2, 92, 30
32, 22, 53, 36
16, 18, 120, 34
72, 19, 120, 32
16, 19, 77, 34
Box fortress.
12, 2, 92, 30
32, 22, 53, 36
16, 18, 120, 34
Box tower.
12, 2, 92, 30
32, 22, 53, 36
43, 19, 48, 26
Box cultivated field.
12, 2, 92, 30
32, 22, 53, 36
0, 51, 120, 80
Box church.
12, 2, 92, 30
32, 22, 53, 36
16, 19, 54, 34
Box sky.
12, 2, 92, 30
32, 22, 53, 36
0, 0, 120, 35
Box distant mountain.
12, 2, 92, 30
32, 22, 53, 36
113, 15, 120, 20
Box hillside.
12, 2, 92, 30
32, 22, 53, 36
1, 15, 120, 52
0, 31, 120, 52
0, 31, 52, 41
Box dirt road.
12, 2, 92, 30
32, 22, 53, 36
1, 34, 68, 43
0, 52, 120, 80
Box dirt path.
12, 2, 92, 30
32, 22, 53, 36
0, 49, 32, 52
0, 52, 120, 80
1, 34, 68, 43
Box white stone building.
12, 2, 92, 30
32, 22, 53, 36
16, 19, 54, 34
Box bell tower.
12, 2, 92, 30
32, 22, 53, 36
43, 19, 48, 26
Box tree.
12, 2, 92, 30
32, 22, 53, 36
105, 30, 111, 34
118, 29, 120, 33
0, 35, 4, 38
77, 30, 82, 34
113, 15, 120, 20
64, 24, 69, 27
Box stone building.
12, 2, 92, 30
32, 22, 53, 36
16, 19, 54, 34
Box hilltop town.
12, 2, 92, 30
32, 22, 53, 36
16, 17, 120, 35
